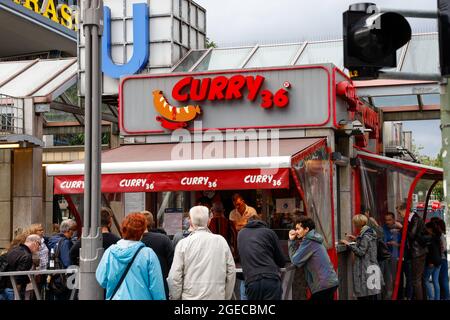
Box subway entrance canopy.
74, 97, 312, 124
0, 0, 76, 58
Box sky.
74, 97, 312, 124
194, 0, 442, 157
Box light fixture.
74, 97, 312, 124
331, 152, 350, 167
0, 143, 20, 149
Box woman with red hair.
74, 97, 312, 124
96, 213, 166, 300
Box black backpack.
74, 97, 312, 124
48, 238, 69, 295
0, 253, 8, 289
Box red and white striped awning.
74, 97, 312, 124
46, 138, 327, 194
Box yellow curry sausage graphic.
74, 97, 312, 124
153, 90, 201, 122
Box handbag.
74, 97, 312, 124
109, 246, 144, 300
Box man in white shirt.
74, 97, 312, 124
167, 206, 236, 300
229, 193, 257, 232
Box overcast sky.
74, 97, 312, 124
194, 0, 441, 157
195, 0, 437, 46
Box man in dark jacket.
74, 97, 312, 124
1, 234, 41, 300
289, 217, 339, 300
141, 211, 174, 299
237, 214, 286, 300
70, 208, 120, 265
398, 203, 429, 300
48, 219, 77, 268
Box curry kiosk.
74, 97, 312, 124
46, 63, 443, 300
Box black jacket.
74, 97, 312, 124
5, 244, 33, 288
426, 234, 442, 267
141, 231, 174, 299
237, 220, 286, 284
407, 213, 429, 258
69, 232, 121, 266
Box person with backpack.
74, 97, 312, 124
398, 202, 430, 300
48, 219, 77, 269
47, 219, 77, 300
0, 234, 41, 300
96, 213, 166, 300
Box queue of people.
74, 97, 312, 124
338, 204, 450, 301
1, 195, 449, 301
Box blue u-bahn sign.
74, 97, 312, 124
102, 3, 150, 79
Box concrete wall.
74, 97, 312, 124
12, 148, 43, 234
0, 150, 12, 248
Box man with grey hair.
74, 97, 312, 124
168, 206, 236, 300
48, 219, 77, 268
0, 234, 41, 300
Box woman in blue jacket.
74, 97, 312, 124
96, 213, 166, 300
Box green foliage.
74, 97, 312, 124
415, 149, 444, 202
206, 37, 217, 49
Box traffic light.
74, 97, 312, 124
343, 3, 412, 80
439, 0, 450, 77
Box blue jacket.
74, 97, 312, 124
48, 233, 73, 268
289, 230, 339, 294
96, 239, 166, 300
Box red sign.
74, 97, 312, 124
54, 169, 290, 194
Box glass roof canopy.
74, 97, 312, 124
171, 33, 440, 113
172, 33, 438, 74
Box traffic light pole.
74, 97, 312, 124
440, 80, 450, 222
79, 0, 104, 300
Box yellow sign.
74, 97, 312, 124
12, 0, 78, 31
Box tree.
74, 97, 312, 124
416, 149, 444, 202
206, 37, 217, 49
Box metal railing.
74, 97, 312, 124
0, 94, 24, 135
0, 268, 78, 300
1, 266, 297, 300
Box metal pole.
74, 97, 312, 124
91, 0, 101, 232
378, 71, 444, 82
79, 0, 104, 300
441, 80, 450, 235
378, 8, 438, 19
83, 0, 92, 238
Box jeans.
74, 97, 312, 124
439, 257, 449, 300
411, 254, 426, 300
239, 281, 247, 300
245, 277, 282, 300
424, 264, 441, 300
0, 288, 14, 300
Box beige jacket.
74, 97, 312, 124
167, 228, 236, 300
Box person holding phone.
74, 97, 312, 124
288, 217, 339, 300
341, 214, 382, 300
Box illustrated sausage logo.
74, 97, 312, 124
153, 90, 201, 129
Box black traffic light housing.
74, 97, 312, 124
439, 0, 450, 77
344, 3, 412, 80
